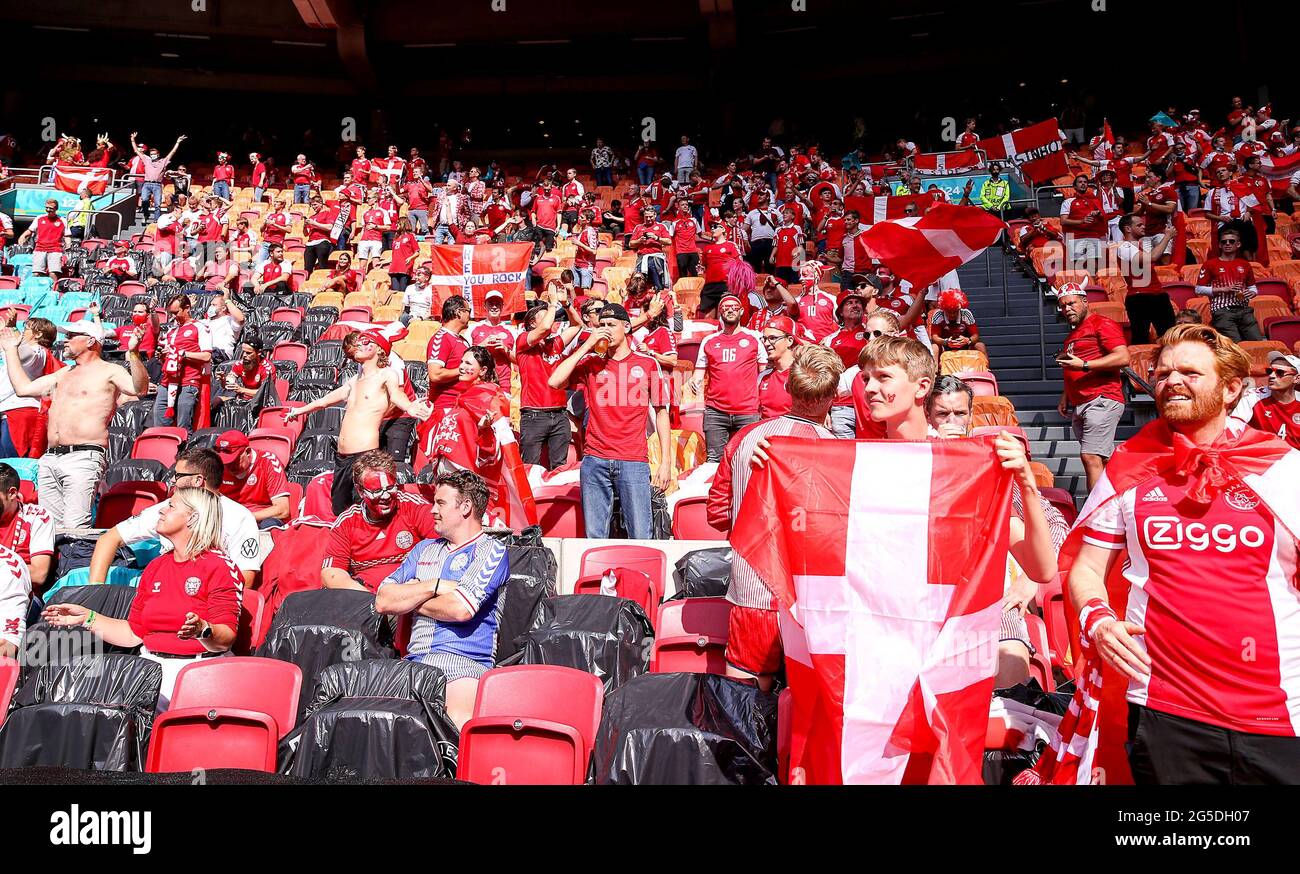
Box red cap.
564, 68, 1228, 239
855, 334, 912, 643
764, 315, 800, 343
214, 430, 250, 463
360, 330, 392, 354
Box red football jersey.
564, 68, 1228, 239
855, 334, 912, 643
426, 329, 469, 409
1249, 394, 1300, 451
220, 451, 291, 512
128, 550, 242, 655
694, 329, 768, 416
568, 351, 667, 462
470, 322, 517, 393
757, 365, 793, 419
0, 502, 54, 565
515, 330, 568, 409
322, 494, 439, 592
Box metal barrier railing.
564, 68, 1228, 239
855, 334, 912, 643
65, 207, 123, 242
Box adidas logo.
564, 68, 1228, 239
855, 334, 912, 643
1142, 486, 1168, 503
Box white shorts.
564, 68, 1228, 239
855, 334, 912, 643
356, 240, 383, 260
32, 251, 64, 274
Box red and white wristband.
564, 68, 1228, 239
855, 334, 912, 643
1078, 598, 1118, 649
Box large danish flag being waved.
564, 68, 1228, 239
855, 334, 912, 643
51, 165, 112, 196
844, 193, 934, 225
858, 203, 1007, 291
425, 242, 533, 317
730, 437, 1013, 784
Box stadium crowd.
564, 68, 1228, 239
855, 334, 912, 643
0, 89, 1297, 784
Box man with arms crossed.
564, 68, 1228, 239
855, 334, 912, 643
376, 469, 510, 730
286, 330, 432, 516
0, 322, 148, 529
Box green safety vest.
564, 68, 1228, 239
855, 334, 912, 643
894, 183, 910, 196
980, 178, 1010, 209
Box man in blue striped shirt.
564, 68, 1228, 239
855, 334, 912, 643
376, 469, 510, 729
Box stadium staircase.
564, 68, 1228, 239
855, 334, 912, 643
957, 247, 1142, 506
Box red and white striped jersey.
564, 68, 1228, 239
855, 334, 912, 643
1083, 466, 1300, 736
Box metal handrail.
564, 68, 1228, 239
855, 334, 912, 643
65, 208, 123, 241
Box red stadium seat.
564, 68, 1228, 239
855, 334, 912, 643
68, 307, 88, 322
572, 568, 660, 620
1255, 277, 1291, 301
678, 408, 704, 434
270, 307, 304, 328
338, 306, 372, 322
456, 665, 605, 785
131, 427, 187, 466
145, 656, 303, 774
272, 342, 309, 370
0, 657, 18, 728
535, 494, 584, 537
1163, 282, 1196, 310
248, 428, 294, 467
17, 480, 35, 505
650, 597, 732, 675
116, 281, 147, 297
670, 495, 728, 541
1024, 613, 1055, 693
257, 404, 306, 439
284, 481, 304, 521
1037, 575, 1073, 679
1266, 317, 1300, 350
952, 370, 999, 397
94, 481, 169, 528
1038, 486, 1078, 525
233, 588, 267, 655
0, 277, 19, 290
579, 544, 667, 595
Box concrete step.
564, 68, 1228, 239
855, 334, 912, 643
1021, 424, 1143, 441
1005, 392, 1069, 408
997, 379, 1062, 394
1014, 408, 1139, 427
1029, 439, 1081, 458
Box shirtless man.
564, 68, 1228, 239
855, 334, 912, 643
0, 321, 148, 528
285, 330, 432, 515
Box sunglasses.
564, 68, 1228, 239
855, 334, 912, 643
1266, 367, 1296, 377
359, 484, 399, 500
866, 329, 894, 338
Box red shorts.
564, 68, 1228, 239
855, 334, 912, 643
724, 605, 782, 676
4, 408, 47, 458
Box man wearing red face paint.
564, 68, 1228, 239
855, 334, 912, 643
321, 450, 438, 592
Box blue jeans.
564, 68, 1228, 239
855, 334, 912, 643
409, 209, 429, 234
595, 167, 613, 188
1177, 182, 1200, 212
152, 384, 200, 431
433, 224, 456, 245
580, 456, 653, 539
574, 267, 593, 289
140, 181, 163, 222
639, 253, 668, 291
213, 180, 231, 201
637, 164, 654, 185
830, 405, 856, 439
294, 184, 311, 204
253, 186, 265, 203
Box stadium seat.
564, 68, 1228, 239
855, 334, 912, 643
1023, 614, 1054, 692
650, 597, 732, 674
1163, 282, 1196, 310
1029, 461, 1055, 490
572, 568, 660, 619
234, 589, 267, 655
131, 427, 187, 466
1038, 486, 1078, 525
272, 342, 310, 370
1240, 340, 1288, 376
257, 404, 306, 439
456, 665, 605, 785
1125, 343, 1158, 386
93, 480, 169, 528
1255, 278, 1292, 301
535, 494, 584, 537
145, 657, 303, 774
1036, 575, 1072, 678
271, 307, 305, 328
1266, 317, 1300, 349
970, 395, 1018, 428
938, 350, 989, 376
670, 495, 727, 541
579, 544, 667, 595
338, 305, 372, 323
1251, 297, 1292, 327
952, 370, 998, 397
248, 428, 295, 467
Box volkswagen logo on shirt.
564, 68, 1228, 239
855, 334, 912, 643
241, 537, 259, 559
